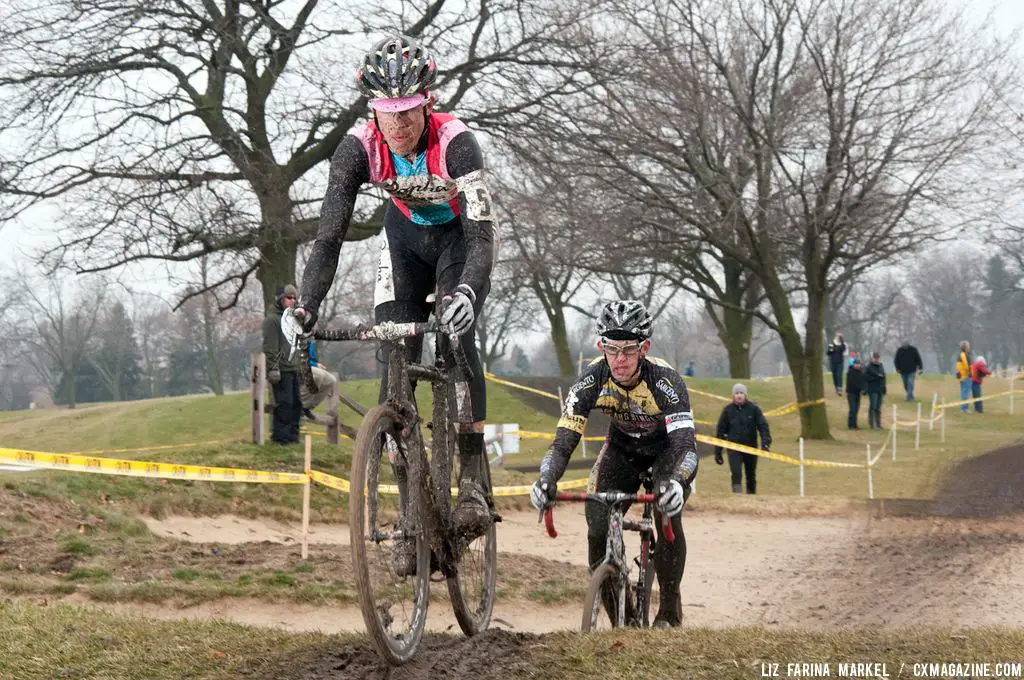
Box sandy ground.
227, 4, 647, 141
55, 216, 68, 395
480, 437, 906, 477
135, 504, 1024, 633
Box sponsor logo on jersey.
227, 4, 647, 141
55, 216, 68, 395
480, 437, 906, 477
570, 374, 596, 394
656, 377, 680, 404
377, 175, 458, 206
665, 411, 695, 433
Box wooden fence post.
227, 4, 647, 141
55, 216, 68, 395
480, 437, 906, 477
251, 352, 266, 445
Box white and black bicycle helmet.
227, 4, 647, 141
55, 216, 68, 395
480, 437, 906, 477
356, 34, 437, 100
597, 300, 653, 341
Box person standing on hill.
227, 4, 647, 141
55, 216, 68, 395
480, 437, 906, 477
971, 355, 992, 413
713, 384, 772, 494
893, 340, 924, 401
263, 285, 302, 445
863, 352, 887, 429
955, 341, 974, 414
827, 332, 847, 397
845, 357, 865, 429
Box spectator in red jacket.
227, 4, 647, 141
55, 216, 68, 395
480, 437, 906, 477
970, 355, 992, 413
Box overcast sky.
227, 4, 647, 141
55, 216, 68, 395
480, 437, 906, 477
2, 0, 1022, 305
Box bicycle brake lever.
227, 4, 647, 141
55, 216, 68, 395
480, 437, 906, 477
662, 514, 675, 544
543, 507, 557, 538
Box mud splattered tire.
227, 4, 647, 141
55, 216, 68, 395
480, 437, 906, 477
350, 405, 430, 665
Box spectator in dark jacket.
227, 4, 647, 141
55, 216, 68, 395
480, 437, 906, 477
893, 341, 924, 401
845, 357, 865, 429
713, 383, 772, 494
826, 332, 847, 397
863, 352, 887, 429
262, 284, 302, 445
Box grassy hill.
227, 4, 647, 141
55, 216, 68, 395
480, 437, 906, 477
0, 372, 1021, 509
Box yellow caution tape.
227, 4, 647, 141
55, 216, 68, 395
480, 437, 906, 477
699, 435, 866, 469
307, 467, 588, 497
518, 431, 865, 469
486, 372, 740, 408
936, 390, 1022, 409
484, 373, 561, 401
0, 447, 308, 484
309, 469, 349, 492
762, 399, 826, 417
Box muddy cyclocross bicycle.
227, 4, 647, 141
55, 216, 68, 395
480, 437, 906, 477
283, 308, 497, 665
543, 471, 673, 632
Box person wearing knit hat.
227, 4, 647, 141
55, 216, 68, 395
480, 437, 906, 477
970, 355, 992, 413
262, 283, 302, 444
713, 382, 772, 494
276, 283, 298, 302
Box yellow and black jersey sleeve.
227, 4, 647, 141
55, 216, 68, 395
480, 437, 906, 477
540, 360, 609, 482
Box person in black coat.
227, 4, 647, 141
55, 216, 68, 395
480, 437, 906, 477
845, 357, 865, 429
863, 352, 887, 429
826, 332, 847, 397
713, 383, 772, 494
893, 341, 924, 401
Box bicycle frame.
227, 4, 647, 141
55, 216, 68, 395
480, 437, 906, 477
284, 315, 476, 574
545, 485, 674, 628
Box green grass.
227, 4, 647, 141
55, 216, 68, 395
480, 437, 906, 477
1, 600, 1023, 680
0, 373, 1018, 518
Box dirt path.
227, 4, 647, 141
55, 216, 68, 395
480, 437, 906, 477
141, 496, 1024, 635
143, 507, 866, 630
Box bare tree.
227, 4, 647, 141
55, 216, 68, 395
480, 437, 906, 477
0, 0, 600, 309
197, 257, 225, 395
909, 250, 987, 373
475, 262, 539, 371
498, 171, 598, 376
543, 0, 1013, 437
19, 275, 107, 408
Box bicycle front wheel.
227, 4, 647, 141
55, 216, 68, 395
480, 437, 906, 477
447, 454, 497, 636
582, 563, 627, 632
350, 405, 430, 665
636, 535, 657, 627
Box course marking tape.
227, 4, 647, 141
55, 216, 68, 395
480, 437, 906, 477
307, 468, 589, 496
0, 447, 307, 484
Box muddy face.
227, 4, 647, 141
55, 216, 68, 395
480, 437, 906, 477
376, 107, 427, 158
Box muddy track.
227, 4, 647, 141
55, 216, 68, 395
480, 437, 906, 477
231, 629, 542, 680
871, 444, 1024, 518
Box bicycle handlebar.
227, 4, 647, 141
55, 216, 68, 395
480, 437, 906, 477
542, 491, 675, 543
314, 320, 438, 342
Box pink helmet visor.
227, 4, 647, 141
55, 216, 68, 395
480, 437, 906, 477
369, 93, 427, 112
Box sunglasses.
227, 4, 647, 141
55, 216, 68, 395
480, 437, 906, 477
600, 340, 643, 358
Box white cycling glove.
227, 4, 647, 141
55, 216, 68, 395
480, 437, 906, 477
530, 479, 556, 511
658, 480, 685, 517
440, 284, 476, 337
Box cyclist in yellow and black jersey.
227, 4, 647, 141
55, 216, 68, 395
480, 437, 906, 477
530, 300, 698, 628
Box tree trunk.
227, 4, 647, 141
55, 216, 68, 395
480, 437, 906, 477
257, 192, 300, 310
722, 325, 752, 379
764, 280, 832, 439
549, 308, 574, 377
202, 301, 224, 396
65, 351, 77, 409
703, 258, 755, 379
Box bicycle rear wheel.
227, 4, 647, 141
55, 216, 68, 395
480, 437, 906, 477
447, 452, 497, 636
350, 405, 430, 665
582, 563, 627, 632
